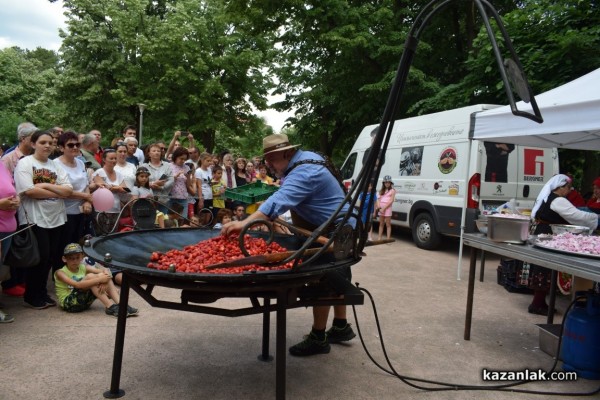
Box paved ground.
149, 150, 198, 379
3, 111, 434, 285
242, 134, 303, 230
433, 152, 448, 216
1, 229, 598, 400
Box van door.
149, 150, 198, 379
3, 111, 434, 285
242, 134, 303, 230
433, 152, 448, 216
479, 143, 558, 212
479, 141, 519, 213
516, 147, 558, 205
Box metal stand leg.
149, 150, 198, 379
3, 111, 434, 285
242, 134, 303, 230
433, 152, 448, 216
103, 274, 130, 398
464, 246, 478, 340
478, 250, 486, 282
547, 270, 558, 324
258, 297, 274, 362
275, 290, 287, 400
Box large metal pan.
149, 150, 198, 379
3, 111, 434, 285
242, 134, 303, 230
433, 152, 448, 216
84, 228, 357, 284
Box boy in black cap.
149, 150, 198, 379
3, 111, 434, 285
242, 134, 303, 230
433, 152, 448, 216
54, 243, 139, 317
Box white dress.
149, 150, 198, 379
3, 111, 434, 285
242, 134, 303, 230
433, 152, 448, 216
115, 162, 137, 189
92, 169, 125, 213
55, 157, 88, 215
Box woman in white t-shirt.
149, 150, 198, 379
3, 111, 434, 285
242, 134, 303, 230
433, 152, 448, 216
194, 152, 212, 225
55, 132, 93, 249
92, 149, 129, 233
14, 130, 73, 310
114, 142, 136, 189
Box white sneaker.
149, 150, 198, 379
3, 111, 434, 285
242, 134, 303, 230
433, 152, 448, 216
0, 310, 15, 323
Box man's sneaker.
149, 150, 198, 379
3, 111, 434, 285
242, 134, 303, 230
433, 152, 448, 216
326, 324, 356, 344
289, 332, 330, 356
126, 305, 139, 317
43, 295, 57, 307
0, 310, 15, 323
105, 304, 119, 317
24, 298, 50, 310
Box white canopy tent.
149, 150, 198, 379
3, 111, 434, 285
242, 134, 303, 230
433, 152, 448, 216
456, 67, 600, 279
471, 67, 600, 148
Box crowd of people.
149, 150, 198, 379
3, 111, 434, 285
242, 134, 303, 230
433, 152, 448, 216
0, 122, 277, 323
2, 124, 361, 359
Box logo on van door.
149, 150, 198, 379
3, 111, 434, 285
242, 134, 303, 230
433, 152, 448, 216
523, 149, 545, 181
438, 147, 457, 174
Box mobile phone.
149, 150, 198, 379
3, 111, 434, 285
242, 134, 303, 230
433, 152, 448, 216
123, 187, 131, 193
159, 174, 168, 180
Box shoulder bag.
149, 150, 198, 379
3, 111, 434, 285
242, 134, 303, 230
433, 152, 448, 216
6, 210, 40, 268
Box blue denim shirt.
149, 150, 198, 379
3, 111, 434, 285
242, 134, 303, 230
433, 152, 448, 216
258, 150, 351, 227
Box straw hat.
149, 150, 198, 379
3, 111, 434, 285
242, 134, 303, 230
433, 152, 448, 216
263, 134, 300, 156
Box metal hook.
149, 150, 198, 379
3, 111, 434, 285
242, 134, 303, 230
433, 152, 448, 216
238, 219, 274, 257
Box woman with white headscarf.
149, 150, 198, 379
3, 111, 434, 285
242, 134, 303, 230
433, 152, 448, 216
531, 174, 598, 234
528, 174, 599, 315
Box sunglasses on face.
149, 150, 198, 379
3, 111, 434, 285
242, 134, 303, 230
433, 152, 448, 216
66, 142, 81, 148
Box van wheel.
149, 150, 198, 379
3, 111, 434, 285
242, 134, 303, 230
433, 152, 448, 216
412, 213, 441, 250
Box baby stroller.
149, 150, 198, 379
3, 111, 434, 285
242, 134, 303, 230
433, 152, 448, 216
95, 198, 157, 234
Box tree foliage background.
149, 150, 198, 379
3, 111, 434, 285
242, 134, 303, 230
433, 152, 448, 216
1, 0, 599, 187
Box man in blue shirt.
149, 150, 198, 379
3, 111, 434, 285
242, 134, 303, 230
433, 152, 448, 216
222, 133, 356, 356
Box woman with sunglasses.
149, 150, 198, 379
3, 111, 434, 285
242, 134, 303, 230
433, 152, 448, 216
55, 132, 94, 248
14, 130, 73, 309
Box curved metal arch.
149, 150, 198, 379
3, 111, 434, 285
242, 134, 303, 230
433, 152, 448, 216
239, 0, 544, 269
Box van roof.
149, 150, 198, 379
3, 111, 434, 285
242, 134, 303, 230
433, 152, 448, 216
354, 104, 501, 150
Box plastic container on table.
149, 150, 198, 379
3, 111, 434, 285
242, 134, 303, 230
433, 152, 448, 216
225, 182, 278, 204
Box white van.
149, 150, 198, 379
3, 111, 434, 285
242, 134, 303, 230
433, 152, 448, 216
340, 104, 559, 250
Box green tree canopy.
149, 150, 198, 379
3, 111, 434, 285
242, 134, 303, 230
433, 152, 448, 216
0, 46, 61, 142
58, 0, 276, 151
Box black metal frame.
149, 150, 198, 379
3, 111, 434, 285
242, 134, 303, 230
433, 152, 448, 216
96, 1, 543, 398
103, 269, 364, 399
328, 0, 544, 259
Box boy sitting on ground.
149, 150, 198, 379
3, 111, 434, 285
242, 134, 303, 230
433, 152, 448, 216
54, 243, 139, 317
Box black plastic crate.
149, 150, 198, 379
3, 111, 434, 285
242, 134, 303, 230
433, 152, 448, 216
496, 258, 533, 294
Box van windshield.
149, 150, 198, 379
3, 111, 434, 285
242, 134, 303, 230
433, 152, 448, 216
341, 152, 357, 180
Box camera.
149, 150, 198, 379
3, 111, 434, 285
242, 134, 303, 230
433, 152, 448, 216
180, 131, 189, 136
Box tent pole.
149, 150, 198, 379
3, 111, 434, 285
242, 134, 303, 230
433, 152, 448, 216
456, 138, 474, 280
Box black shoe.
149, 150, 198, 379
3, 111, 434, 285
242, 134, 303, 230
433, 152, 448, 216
528, 304, 556, 315
24, 298, 50, 310
289, 332, 330, 356
326, 324, 356, 344
105, 304, 119, 317
126, 305, 139, 317
44, 295, 57, 307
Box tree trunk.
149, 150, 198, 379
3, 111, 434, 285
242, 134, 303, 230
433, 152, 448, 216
200, 129, 215, 153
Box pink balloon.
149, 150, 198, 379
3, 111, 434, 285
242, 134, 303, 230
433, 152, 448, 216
92, 188, 114, 212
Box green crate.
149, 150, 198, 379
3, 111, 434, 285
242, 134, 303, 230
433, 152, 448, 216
225, 181, 278, 203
